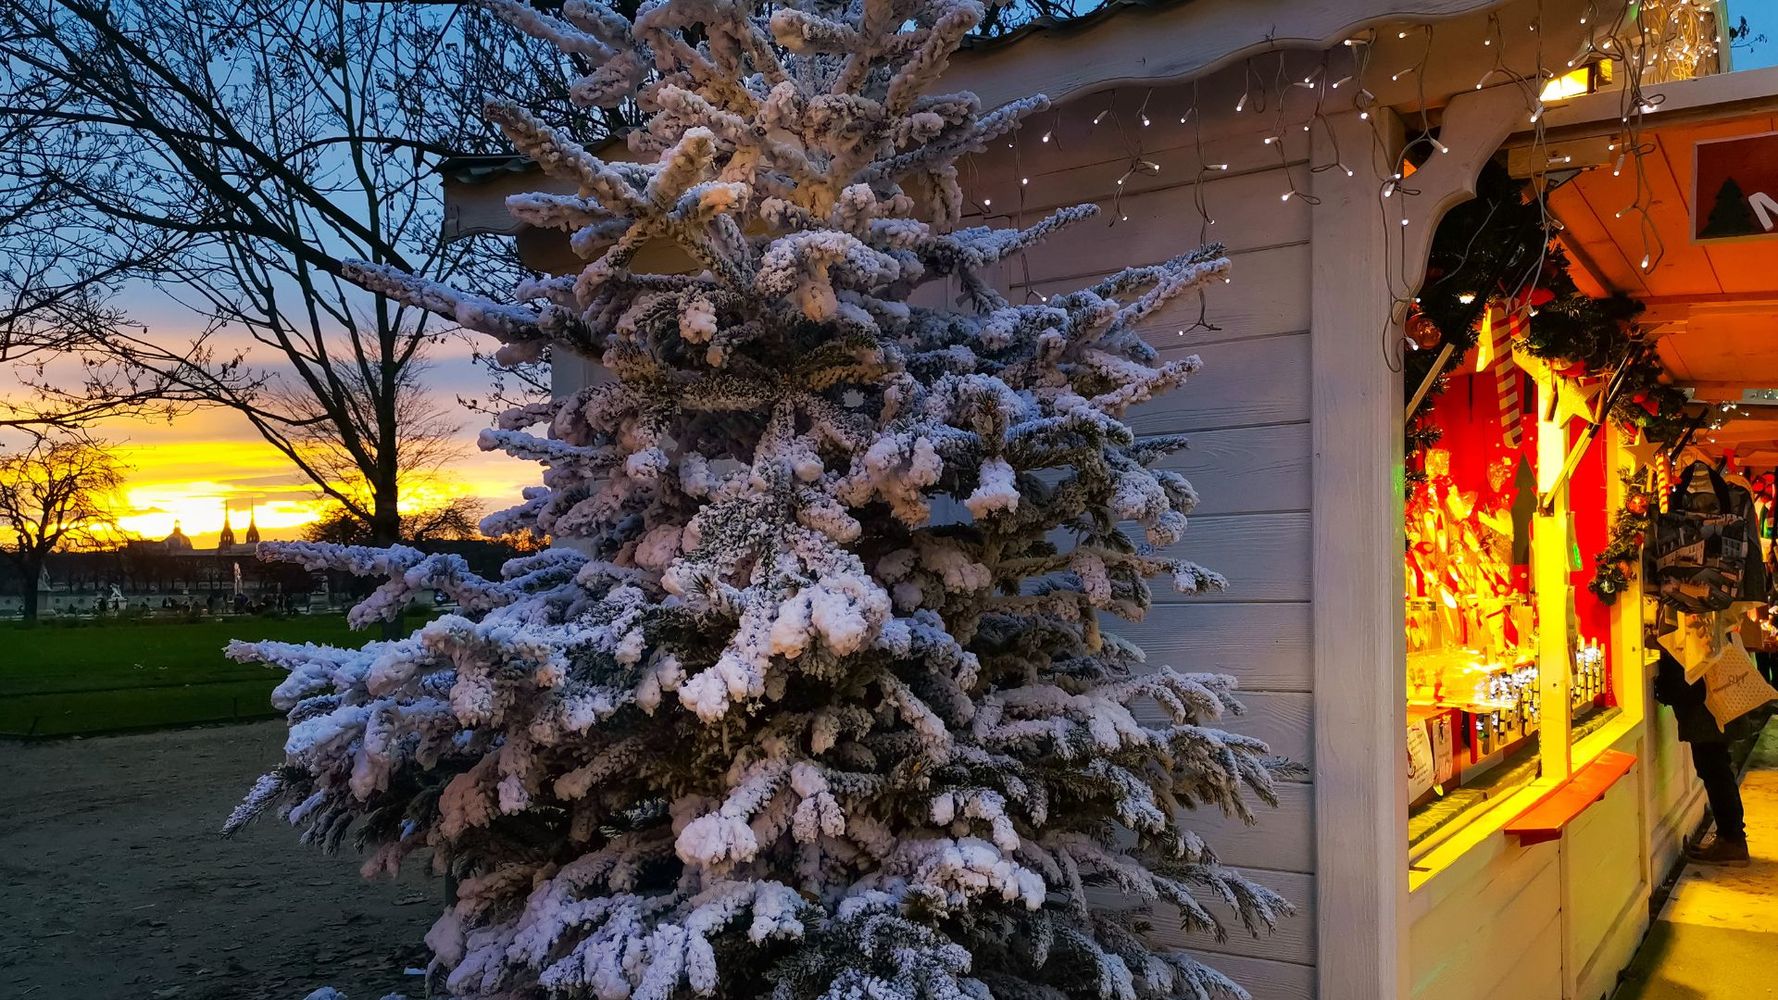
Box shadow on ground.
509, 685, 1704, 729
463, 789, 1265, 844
0, 723, 435, 999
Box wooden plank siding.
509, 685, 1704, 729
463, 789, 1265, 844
1409, 841, 1563, 999
970, 90, 1320, 991
1565, 768, 1648, 1000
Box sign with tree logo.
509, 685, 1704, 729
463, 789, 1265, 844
1695, 132, 1778, 242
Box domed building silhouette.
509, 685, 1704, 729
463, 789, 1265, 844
161, 521, 194, 552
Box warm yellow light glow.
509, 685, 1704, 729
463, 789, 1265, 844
1539, 66, 1596, 102
98, 430, 531, 546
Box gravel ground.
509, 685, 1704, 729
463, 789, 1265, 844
0, 722, 437, 1000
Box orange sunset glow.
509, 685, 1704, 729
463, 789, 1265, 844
85, 409, 535, 547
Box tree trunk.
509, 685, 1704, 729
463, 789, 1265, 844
20, 554, 43, 624
372, 478, 404, 639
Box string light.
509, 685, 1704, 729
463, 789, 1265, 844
1000, 1, 1688, 370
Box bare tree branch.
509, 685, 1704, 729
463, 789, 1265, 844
0, 0, 547, 543
0, 432, 127, 621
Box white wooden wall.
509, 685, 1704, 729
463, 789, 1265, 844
952, 73, 1328, 998
1407, 727, 1660, 1000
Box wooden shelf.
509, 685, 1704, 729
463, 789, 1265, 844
1503, 750, 1637, 846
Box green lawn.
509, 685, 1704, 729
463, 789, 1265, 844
0, 615, 373, 737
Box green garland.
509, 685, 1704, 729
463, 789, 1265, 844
1408, 157, 1690, 598
1588, 472, 1655, 606
1405, 159, 1689, 485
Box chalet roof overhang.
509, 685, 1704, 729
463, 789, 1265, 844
439, 0, 1569, 241
1500, 66, 1778, 424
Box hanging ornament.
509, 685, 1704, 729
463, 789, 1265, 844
1488, 454, 1515, 494
1626, 490, 1650, 517
1625, 437, 1663, 470
1550, 375, 1606, 427
1424, 447, 1452, 479
1407, 311, 1443, 350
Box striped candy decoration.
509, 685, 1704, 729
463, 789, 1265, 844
1480, 303, 1524, 449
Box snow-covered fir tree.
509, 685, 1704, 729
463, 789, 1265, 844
229, 1, 1295, 997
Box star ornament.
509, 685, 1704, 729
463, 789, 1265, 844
1510, 344, 1602, 426
1625, 438, 1664, 470
1551, 375, 1605, 427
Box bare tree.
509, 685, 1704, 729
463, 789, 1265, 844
0, 433, 125, 622
302, 494, 486, 545
0, 0, 537, 543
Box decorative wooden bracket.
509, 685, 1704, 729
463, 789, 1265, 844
1393, 83, 1536, 301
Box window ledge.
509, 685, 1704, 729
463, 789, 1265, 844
1504, 750, 1637, 846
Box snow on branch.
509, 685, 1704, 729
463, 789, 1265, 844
240, 2, 1288, 998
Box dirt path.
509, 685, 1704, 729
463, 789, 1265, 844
0, 723, 437, 999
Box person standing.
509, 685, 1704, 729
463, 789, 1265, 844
1654, 650, 1750, 865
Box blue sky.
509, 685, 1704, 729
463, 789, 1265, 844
1728, 0, 1778, 71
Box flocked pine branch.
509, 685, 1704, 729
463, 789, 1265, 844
232, 2, 1295, 998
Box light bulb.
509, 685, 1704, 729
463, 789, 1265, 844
1041, 131, 1051, 143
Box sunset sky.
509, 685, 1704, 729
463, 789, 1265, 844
12, 3, 1773, 551
99, 405, 533, 549
3, 296, 539, 550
